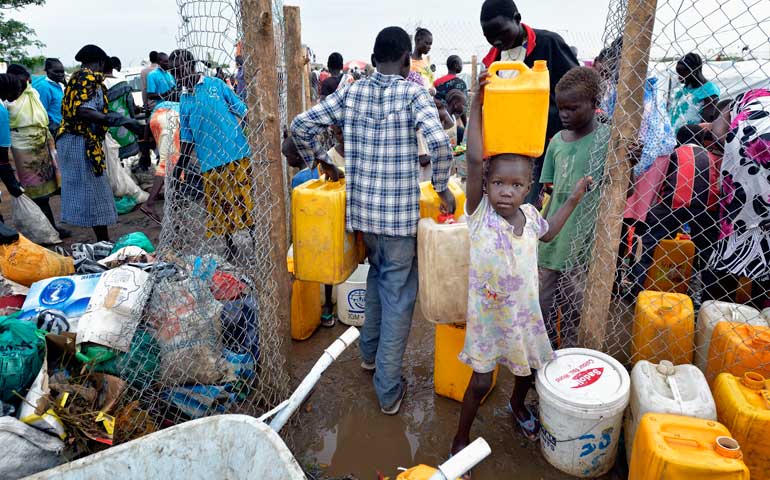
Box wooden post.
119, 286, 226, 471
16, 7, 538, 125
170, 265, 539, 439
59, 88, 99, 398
241, 0, 291, 343
303, 49, 313, 109
470, 55, 478, 92
283, 5, 304, 124
579, 0, 658, 350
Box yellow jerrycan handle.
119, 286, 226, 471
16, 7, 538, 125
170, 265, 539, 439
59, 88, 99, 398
487, 60, 547, 84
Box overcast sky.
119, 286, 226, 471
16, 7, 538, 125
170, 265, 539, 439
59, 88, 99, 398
12, 0, 769, 69
14, 0, 609, 68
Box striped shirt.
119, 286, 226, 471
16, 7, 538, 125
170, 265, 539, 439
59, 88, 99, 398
291, 72, 452, 237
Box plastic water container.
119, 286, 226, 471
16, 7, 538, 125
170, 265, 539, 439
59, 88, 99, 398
706, 322, 770, 386
536, 348, 630, 478
644, 234, 695, 294
482, 61, 550, 158
625, 360, 716, 464
695, 301, 767, 373
632, 291, 694, 365
434, 323, 497, 402
417, 218, 469, 324
419, 179, 466, 221
292, 178, 365, 284
629, 413, 749, 480
713, 372, 770, 479
337, 264, 368, 327
290, 279, 321, 341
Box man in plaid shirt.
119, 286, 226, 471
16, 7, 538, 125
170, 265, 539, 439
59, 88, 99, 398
291, 26, 455, 415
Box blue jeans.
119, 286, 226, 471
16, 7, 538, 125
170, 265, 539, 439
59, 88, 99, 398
359, 233, 418, 409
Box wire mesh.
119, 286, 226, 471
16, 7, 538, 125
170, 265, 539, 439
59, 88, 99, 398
108, 0, 291, 442
413, 2, 770, 380
549, 0, 770, 383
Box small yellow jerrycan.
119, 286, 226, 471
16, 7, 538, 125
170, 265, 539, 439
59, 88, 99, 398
483, 60, 550, 158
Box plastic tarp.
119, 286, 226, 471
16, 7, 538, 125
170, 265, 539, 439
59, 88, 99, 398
0, 417, 64, 480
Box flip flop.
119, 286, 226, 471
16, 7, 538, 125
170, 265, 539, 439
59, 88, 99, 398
512, 404, 540, 442
140, 206, 162, 225
320, 313, 336, 328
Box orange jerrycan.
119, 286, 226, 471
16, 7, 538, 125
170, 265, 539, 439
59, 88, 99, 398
419, 179, 466, 221
482, 60, 550, 158
713, 372, 770, 479
632, 291, 695, 365
706, 322, 770, 385
434, 324, 497, 402
629, 413, 749, 480
292, 178, 365, 284
644, 233, 695, 294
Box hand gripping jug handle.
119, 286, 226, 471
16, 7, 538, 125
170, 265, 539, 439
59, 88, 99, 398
487, 60, 547, 84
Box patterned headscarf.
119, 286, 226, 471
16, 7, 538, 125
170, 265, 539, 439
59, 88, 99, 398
58, 68, 109, 176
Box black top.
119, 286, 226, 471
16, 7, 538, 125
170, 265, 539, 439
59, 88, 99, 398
320, 75, 342, 96
485, 28, 579, 141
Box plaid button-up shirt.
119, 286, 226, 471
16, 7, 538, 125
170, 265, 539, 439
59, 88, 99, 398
290, 72, 452, 237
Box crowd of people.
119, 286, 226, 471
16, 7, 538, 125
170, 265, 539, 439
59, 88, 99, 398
0, 43, 254, 254
288, 0, 769, 470
0, 0, 768, 472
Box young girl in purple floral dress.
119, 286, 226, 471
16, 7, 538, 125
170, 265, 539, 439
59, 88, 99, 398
451, 71, 592, 458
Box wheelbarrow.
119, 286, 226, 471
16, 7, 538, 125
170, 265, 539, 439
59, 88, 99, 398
26, 327, 490, 479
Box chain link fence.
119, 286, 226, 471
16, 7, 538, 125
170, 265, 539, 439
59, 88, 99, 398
109, 0, 291, 442
551, 0, 770, 381
415, 2, 769, 378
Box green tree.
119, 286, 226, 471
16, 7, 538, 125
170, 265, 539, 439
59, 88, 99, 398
0, 0, 46, 65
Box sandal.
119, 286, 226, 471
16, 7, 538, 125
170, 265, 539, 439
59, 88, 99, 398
140, 206, 162, 225
320, 313, 336, 328
512, 404, 540, 442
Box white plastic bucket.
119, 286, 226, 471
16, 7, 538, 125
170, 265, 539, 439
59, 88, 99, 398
337, 264, 368, 326
536, 348, 631, 478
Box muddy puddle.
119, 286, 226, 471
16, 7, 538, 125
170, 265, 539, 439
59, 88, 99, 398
288, 312, 626, 479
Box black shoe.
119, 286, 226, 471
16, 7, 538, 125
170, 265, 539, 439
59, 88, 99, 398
55, 227, 72, 239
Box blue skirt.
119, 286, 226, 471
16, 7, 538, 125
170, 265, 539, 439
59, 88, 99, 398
56, 134, 118, 227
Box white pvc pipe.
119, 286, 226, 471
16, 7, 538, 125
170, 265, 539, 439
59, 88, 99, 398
428, 438, 492, 480
268, 326, 360, 432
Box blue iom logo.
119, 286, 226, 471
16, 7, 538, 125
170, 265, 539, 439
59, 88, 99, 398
39, 278, 76, 306
348, 288, 366, 314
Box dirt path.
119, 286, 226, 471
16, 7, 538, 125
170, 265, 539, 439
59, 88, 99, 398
288, 310, 627, 479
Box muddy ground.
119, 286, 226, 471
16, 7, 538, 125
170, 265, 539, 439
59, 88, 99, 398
2, 189, 628, 479
288, 309, 628, 480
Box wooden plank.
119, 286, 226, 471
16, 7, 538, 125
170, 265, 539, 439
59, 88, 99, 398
283, 5, 304, 122
579, 0, 659, 350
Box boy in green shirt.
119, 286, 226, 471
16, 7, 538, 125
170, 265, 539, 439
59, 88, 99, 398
538, 67, 609, 348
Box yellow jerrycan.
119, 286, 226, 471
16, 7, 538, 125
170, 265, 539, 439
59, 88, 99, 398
632, 291, 695, 365
644, 233, 696, 294
419, 178, 466, 221
287, 245, 321, 341
713, 372, 770, 479
292, 178, 365, 284
397, 438, 491, 479
629, 413, 750, 480
434, 324, 498, 402
482, 60, 550, 158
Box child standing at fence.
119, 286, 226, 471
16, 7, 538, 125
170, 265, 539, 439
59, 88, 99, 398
538, 67, 610, 349
169, 49, 252, 258
452, 71, 591, 455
